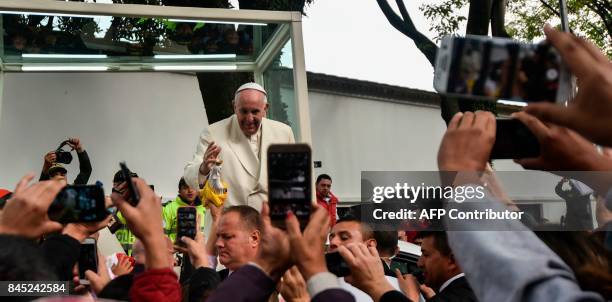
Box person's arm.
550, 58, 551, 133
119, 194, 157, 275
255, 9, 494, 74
74, 150, 92, 185
0, 174, 63, 238
131, 268, 182, 302
111, 178, 181, 302
40, 151, 56, 181
66, 138, 91, 185
206, 264, 277, 302
205, 203, 221, 258
337, 243, 404, 302
445, 190, 604, 302
523, 25, 612, 147
438, 111, 605, 302
184, 128, 220, 190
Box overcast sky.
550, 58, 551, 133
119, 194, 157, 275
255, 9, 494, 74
301, 0, 439, 91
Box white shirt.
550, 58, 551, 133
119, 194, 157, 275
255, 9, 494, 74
247, 126, 262, 160
439, 273, 465, 292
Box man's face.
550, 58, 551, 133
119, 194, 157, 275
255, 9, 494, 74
328, 221, 365, 253
417, 237, 453, 290
234, 89, 268, 137
316, 179, 332, 197
51, 172, 67, 186
215, 212, 259, 271
179, 185, 197, 203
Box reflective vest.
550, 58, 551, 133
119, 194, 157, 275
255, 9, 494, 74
162, 196, 207, 242
114, 212, 136, 256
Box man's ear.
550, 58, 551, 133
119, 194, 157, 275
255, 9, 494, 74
365, 238, 377, 249
264, 103, 269, 114
250, 230, 261, 247
447, 252, 459, 271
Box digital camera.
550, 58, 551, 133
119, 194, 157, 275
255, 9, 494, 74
55, 140, 73, 164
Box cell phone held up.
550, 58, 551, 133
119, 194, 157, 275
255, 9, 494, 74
119, 162, 140, 206
434, 35, 571, 103
267, 144, 312, 230
48, 184, 109, 224
78, 238, 98, 285
176, 206, 197, 245
326, 252, 350, 277
490, 118, 540, 159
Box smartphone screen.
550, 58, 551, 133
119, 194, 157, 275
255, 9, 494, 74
267, 144, 312, 229
48, 185, 109, 224
78, 238, 98, 285
325, 252, 350, 277
176, 207, 197, 243
434, 35, 570, 103
119, 162, 140, 206
490, 119, 541, 159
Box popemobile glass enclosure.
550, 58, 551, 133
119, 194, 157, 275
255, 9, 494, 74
0, 0, 311, 142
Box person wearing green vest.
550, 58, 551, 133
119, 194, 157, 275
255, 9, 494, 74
111, 169, 138, 256
162, 177, 206, 243
114, 211, 136, 255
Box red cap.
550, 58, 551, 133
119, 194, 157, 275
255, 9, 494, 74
0, 189, 10, 199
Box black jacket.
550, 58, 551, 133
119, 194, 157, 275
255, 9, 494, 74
427, 276, 478, 302
40, 234, 81, 281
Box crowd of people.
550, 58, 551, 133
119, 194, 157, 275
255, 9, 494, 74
0, 25, 612, 302
4, 15, 254, 57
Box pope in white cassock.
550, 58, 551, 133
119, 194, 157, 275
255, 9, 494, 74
184, 82, 295, 212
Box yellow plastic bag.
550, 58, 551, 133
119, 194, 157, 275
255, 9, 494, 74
200, 180, 228, 207
200, 162, 228, 207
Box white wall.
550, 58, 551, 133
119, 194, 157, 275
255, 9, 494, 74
0, 72, 207, 199
307, 91, 584, 224
308, 91, 448, 201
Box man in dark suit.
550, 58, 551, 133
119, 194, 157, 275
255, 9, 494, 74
413, 231, 477, 302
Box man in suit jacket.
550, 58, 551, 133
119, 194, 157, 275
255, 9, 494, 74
184, 82, 295, 211
413, 231, 477, 302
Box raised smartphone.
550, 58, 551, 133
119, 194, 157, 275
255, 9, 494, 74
434, 35, 571, 103
267, 144, 312, 230
78, 238, 98, 285
490, 118, 541, 159
48, 185, 109, 224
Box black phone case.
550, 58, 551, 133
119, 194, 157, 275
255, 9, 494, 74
490, 119, 540, 159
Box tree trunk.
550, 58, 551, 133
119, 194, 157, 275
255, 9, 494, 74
466, 0, 492, 35
491, 0, 510, 37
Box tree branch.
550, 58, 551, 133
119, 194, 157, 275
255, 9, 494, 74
587, 0, 612, 39
376, 0, 438, 65
538, 0, 560, 17
395, 0, 413, 30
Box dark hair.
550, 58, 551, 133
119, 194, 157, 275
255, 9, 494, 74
316, 174, 332, 184
373, 231, 399, 257
223, 205, 262, 232
416, 231, 452, 256
178, 177, 189, 190
336, 215, 374, 241
113, 170, 138, 183
0, 235, 57, 282
535, 231, 612, 299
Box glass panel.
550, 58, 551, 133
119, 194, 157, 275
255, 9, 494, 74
0, 11, 284, 71
263, 38, 299, 139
